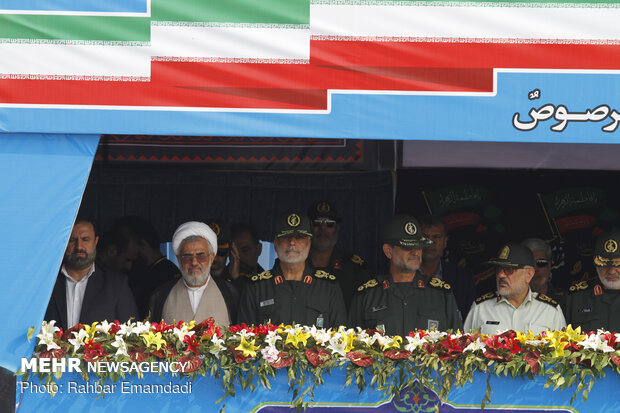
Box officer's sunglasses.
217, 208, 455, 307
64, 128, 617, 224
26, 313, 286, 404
311, 219, 337, 228
535, 259, 550, 267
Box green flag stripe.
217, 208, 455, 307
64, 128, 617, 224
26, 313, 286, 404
0, 15, 150, 41
152, 0, 309, 23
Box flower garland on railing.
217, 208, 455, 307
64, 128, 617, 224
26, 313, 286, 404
21, 319, 620, 409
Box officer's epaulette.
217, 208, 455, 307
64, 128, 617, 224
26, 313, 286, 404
475, 292, 497, 304
251, 270, 273, 282
428, 277, 451, 291
357, 279, 379, 292
314, 269, 336, 281
568, 280, 589, 293
536, 293, 559, 307
350, 254, 365, 267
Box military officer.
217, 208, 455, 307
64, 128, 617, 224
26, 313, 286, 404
349, 215, 462, 336
464, 243, 566, 335
237, 210, 347, 328
307, 201, 371, 309
563, 231, 620, 332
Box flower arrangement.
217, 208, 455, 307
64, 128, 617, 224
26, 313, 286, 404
23, 319, 620, 409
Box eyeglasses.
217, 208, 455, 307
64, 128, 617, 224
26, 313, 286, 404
180, 252, 211, 264
311, 219, 337, 228
535, 259, 550, 268
496, 267, 519, 276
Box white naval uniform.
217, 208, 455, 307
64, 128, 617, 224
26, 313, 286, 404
463, 288, 566, 335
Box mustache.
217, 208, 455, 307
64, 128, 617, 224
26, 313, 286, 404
72, 249, 87, 255
285, 247, 301, 253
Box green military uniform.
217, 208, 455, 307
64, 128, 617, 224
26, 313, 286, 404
237, 263, 347, 328
563, 231, 620, 332
312, 248, 371, 310
349, 272, 461, 335
563, 280, 620, 332
237, 209, 347, 328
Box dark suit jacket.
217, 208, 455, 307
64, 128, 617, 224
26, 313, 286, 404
148, 275, 239, 325
44, 265, 139, 330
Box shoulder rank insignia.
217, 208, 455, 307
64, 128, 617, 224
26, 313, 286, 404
536, 293, 559, 307
569, 280, 588, 292
429, 277, 451, 291
357, 279, 379, 292
274, 275, 284, 285
251, 270, 273, 282
475, 292, 497, 304
351, 254, 365, 266
314, 270, 336, 281
303, 275, 313, 285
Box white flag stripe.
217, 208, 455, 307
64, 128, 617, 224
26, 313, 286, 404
150, 26, 309, 60
310, 5, 620, 40
0, 44, 151, 77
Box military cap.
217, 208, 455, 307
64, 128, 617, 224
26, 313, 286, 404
207, 220, 230, 250
274, 210, 313, 239
307, 201, 341, 222
486, 243, 534, 268
382, 215, 434, 248
593, 231, 620, 267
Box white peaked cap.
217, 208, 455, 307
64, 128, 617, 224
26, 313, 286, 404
172, 221, 217, 255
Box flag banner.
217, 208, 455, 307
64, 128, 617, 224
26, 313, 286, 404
2, 1, 620, 140
16, 368, 617, 412
95, 135, 381, 170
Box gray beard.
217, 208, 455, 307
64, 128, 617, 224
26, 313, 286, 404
182, 267, 211, 287
64, 251, 96, 271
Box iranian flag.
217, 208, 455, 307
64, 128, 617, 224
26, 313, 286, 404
1, 0, 620, 110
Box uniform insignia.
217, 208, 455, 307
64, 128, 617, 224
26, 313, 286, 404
429, 277, 451, 291
578, 307, 592, 313
274, 275, 284, 285
594, 285, 603, 296
486, 321, 500, 325
427, 320, 439, 331
304, 275, 313, 284
287, 213, 300, 227
404, 221, 417, 235
417, 280, 424, 288
357, 279, 378, 292
314, 270, 336, 280
252, 270, 272, 281
605, 239, 618, 253
569, 280, 588, 292
351, 254, 365, 266
372, 305, 387, 312
499, 246, 510, 259
382, 280, 389, 289
475, 292, 497, 304
333, 260, 341, 269
535, 293, 559, 307
317, 202, 331, 213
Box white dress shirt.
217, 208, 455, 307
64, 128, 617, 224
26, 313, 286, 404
62, 264, 95, 328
